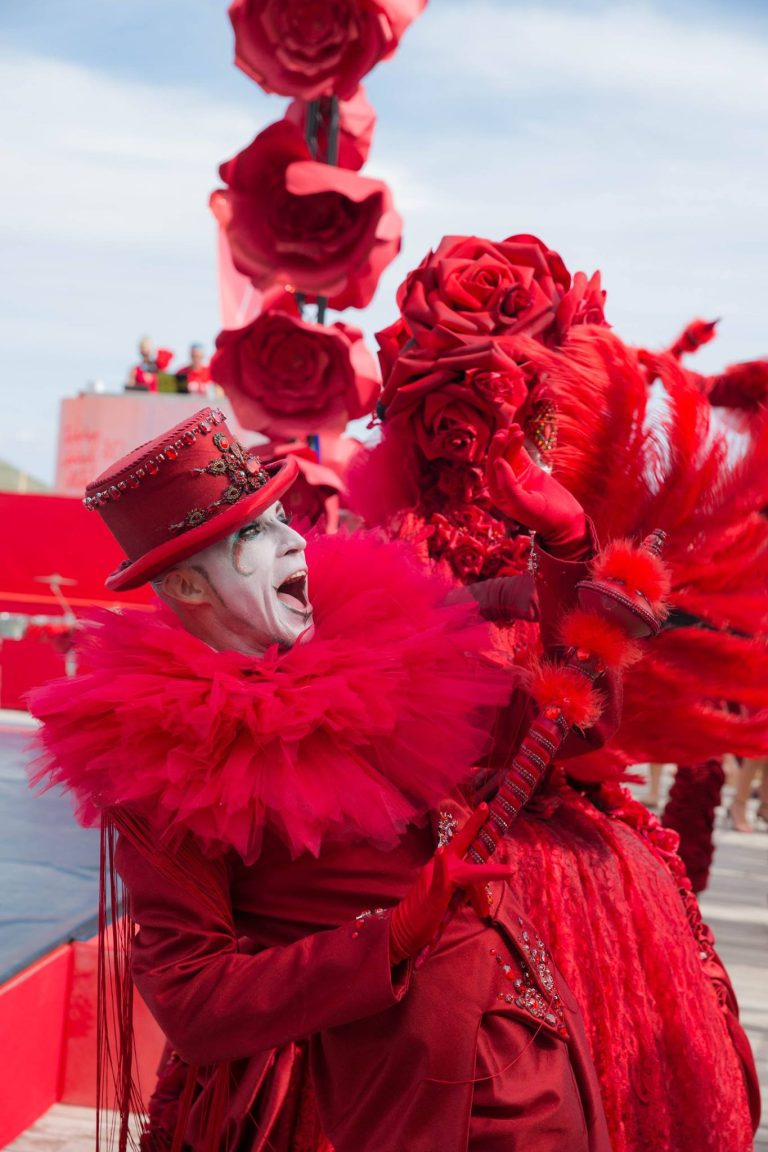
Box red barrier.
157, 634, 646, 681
0, 492, 154, 709
0, 937, 165, 1144
61, 939, 165, 1108
0, 946, 72, 1146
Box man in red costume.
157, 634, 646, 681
30, 406, 758, 1151
176, 343, 213, 394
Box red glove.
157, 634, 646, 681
445, 574, 538, 622
486, 426, 588, 558
389, 804, 514, 964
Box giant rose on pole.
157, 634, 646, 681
285, 85, 377, 171
229, 0, 427, 100
210, 120, 402, 309
211, 302, 380, 437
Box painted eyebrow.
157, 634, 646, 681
235, 505, 286, 539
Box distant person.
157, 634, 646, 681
126, 336, 158, 391
126, 339, 174, 392
176, 343, 212, 394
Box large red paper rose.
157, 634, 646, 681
397, 233, 605, 350
211, 306, 380, 437
285, 85, 376, 171
229, 0, 427, 100
375, 314, 413, 382
210, 120, 402, 309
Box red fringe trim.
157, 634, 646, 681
662, 760, 724, 894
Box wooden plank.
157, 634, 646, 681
3, 1106, 142, 1152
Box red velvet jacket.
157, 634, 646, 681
117, 810, 612, 1151
110, 545, 618, 1152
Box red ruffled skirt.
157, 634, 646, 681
503, 787, 755, 1151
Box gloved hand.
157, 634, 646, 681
389, 804, 513, 964
486, 426, 588, 558
444, 574, 538, 622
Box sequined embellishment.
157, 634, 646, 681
83, 409, 226, 510
351, 906, 387, 939
437, 810, 459, 847
168, 438, 269, 534
491, 921, 568, 1037
525, 398, 558, 459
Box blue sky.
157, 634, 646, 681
2, 0, 768, 483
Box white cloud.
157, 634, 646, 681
0, 53, 263, 250
415, 3, 768, 118
362, 2, 768, 367
1, 3, 767, 485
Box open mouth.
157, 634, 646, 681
275, 570, 310, 613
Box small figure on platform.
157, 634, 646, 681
126, 336, 158, 391
126, 337, 174, 392
176, 342, 212, 394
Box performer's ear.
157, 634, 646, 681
158, 565, 210, 606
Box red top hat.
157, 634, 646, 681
84, 407, 299, 591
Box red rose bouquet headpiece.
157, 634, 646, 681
396, 233, 606, 353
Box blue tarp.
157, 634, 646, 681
0, 726, 100, 983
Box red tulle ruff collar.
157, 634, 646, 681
29, 534, 508, 862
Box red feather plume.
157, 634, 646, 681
559, 609, 641, 669
526, 661, 604, 730
590, 539, 671, 616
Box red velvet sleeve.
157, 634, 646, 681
116, 835, 410, 1066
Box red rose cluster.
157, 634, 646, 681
370, 233, 608, 582
209, 0, 426, 439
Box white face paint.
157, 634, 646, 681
188, 501, 312, 654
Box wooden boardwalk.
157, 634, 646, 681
6, 798, 767, 1151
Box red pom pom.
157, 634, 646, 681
527, 661, 604, 729
708, 360, 768, 409
591, 539, 671, 615
560, 608, 641, 669
668, 318, 718, 359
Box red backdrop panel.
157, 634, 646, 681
1, 492, 154, 709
